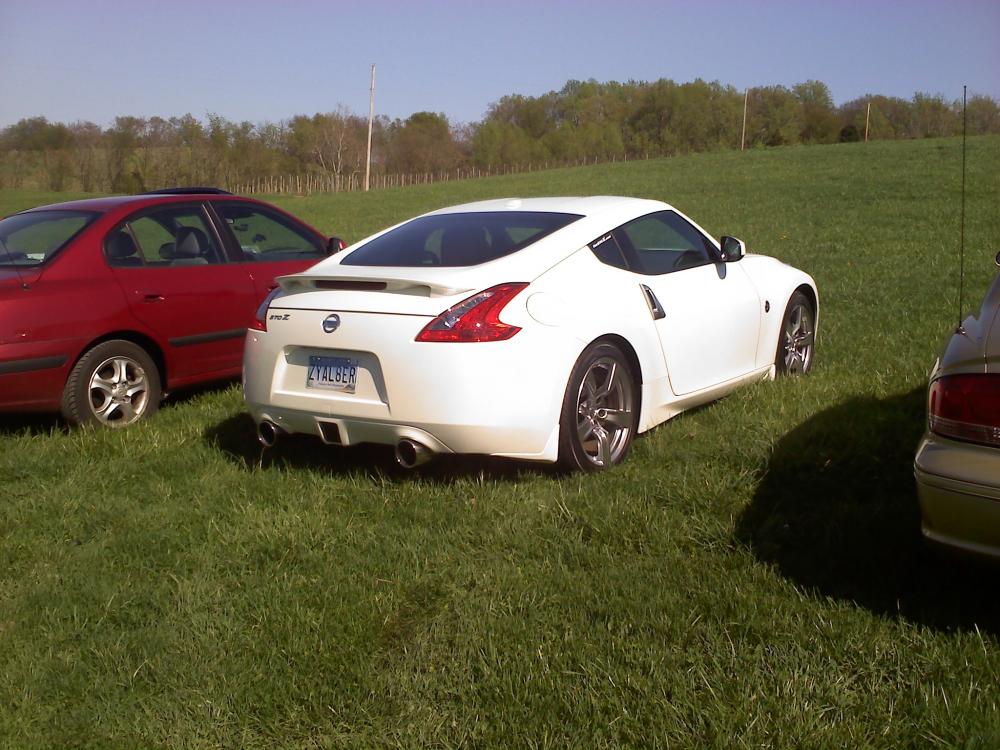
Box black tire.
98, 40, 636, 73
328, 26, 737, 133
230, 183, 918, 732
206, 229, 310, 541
558, 341, 639, 472
61, 340, 161, 427
775, 291, 815, 376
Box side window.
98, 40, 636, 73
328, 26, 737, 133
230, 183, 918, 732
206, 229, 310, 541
1, 211, 95, 265
107, 206, 223, 267
128, 217, 175, 264
613, 211, 716, 275
214, 204, 324, 262
589, 233, 629, 270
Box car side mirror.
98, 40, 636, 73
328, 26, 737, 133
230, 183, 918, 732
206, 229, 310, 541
995, 248, 1000, 267
719, 235, 746, 262
327, 237, 347, 255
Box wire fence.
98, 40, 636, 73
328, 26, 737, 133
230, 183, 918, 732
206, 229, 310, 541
227, 154, 640, 196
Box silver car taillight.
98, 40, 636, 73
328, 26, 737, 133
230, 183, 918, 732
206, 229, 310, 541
928, 374, 1000, 447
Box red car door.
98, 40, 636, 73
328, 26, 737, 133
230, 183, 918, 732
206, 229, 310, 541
106, 203, 256, 382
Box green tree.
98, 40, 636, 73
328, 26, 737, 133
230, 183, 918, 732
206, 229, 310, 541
840, 95, 908, 140
105, 116, 143, 192
387, 112, 462, 173
747, 86, 804, 147
911, 93, 958, 138
965, 94, 1000, 134
794, 80, 839, 144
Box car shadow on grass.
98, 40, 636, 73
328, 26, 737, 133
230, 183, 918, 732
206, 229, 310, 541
0, 380, 238, 437
736, 386, 1000, 635
0, 412, 64, 437
163, 377, 239, 408
204, 412, 551, 484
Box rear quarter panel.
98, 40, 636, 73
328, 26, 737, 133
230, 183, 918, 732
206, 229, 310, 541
509, 246, 671, 432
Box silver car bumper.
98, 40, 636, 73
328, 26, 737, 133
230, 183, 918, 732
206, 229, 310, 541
914, 433, 1000, 559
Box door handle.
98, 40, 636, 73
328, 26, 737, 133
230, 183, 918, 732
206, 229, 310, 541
143, 294, 165, 303
640, 284, 666, 320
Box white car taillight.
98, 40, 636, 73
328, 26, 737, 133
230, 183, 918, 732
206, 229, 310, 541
251, 288, 283, 332
928, 374, 1000, 447
415, 282, 528, 342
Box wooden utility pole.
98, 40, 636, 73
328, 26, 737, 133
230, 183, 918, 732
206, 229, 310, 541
864, 101, 871, 143
364, 64, 376, 192
741, 89, 749, 151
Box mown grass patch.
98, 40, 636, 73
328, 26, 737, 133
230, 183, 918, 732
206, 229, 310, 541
2, 137, 1000, 748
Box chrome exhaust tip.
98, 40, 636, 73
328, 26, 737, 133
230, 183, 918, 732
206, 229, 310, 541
395, 439, 433, 469
257, 420, 281, 448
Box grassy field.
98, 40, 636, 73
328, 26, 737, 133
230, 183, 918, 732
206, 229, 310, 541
2, 137, 1000, 748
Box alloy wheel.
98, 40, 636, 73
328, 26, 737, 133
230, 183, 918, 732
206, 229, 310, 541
782, 301, 815, 374
88, 355, 150, 426
575, 356, 635, 468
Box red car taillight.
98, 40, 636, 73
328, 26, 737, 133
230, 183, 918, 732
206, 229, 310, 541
415, 282, 529, 342
928, 374, 1000, 447
251, 288, 283, 332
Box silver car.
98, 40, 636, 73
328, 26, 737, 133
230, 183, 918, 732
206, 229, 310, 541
914, 250, 1000, 559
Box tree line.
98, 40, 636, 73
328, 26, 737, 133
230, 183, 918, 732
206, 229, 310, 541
2, 78, 998, 193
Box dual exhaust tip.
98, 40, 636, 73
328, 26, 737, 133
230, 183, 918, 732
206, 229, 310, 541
257, 420, 281, 448
394, 438, 433, 469
256, 420, 432, 469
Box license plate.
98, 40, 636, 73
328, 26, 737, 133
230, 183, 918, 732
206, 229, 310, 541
306, 356, 358, 392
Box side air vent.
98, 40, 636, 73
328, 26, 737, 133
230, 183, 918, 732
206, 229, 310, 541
641, 284, 666, 320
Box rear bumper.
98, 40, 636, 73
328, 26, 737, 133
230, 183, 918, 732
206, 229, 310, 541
0, 341, 75, 411
248, 403, 561, 461
242, 322, 576, 461
914, 433, 1000, 560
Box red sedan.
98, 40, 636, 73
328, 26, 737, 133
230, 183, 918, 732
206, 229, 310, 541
0, 188, 341, 426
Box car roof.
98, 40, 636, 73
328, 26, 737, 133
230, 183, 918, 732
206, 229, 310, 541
304, 195, 697, 291
21, 192, 247, 214
420, 196, 672, 218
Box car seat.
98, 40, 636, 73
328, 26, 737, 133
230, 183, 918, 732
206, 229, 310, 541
171, 226, 212, 265
439, 225, 494, 266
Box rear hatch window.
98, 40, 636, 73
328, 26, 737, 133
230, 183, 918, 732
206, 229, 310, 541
340, 211, 582, 268
0, 210, 99, 266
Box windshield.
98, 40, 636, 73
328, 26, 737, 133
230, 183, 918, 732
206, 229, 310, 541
341, 211, 582, 267
0, 210, 98, 266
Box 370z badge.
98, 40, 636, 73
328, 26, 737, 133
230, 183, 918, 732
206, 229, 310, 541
322, 314, 341, 333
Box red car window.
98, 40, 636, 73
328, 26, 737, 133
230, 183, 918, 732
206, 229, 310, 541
109, 206, 224, 267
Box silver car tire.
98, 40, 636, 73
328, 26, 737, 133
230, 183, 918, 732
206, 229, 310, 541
61, 340, 161, 427
558, 341, 638, 472
776, 291, 815, 376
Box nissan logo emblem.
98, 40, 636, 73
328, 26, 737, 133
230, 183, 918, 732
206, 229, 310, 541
322, 314, 341, 333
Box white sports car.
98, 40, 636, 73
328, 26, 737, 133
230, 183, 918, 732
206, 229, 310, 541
243, 197, 818, 471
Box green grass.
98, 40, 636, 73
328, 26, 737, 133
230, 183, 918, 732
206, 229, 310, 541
3, 137, 1000, 748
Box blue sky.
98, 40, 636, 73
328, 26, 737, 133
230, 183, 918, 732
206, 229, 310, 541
1, 0, 997, 128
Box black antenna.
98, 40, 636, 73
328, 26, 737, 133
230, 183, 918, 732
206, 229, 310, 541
957, 84, 967, 332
